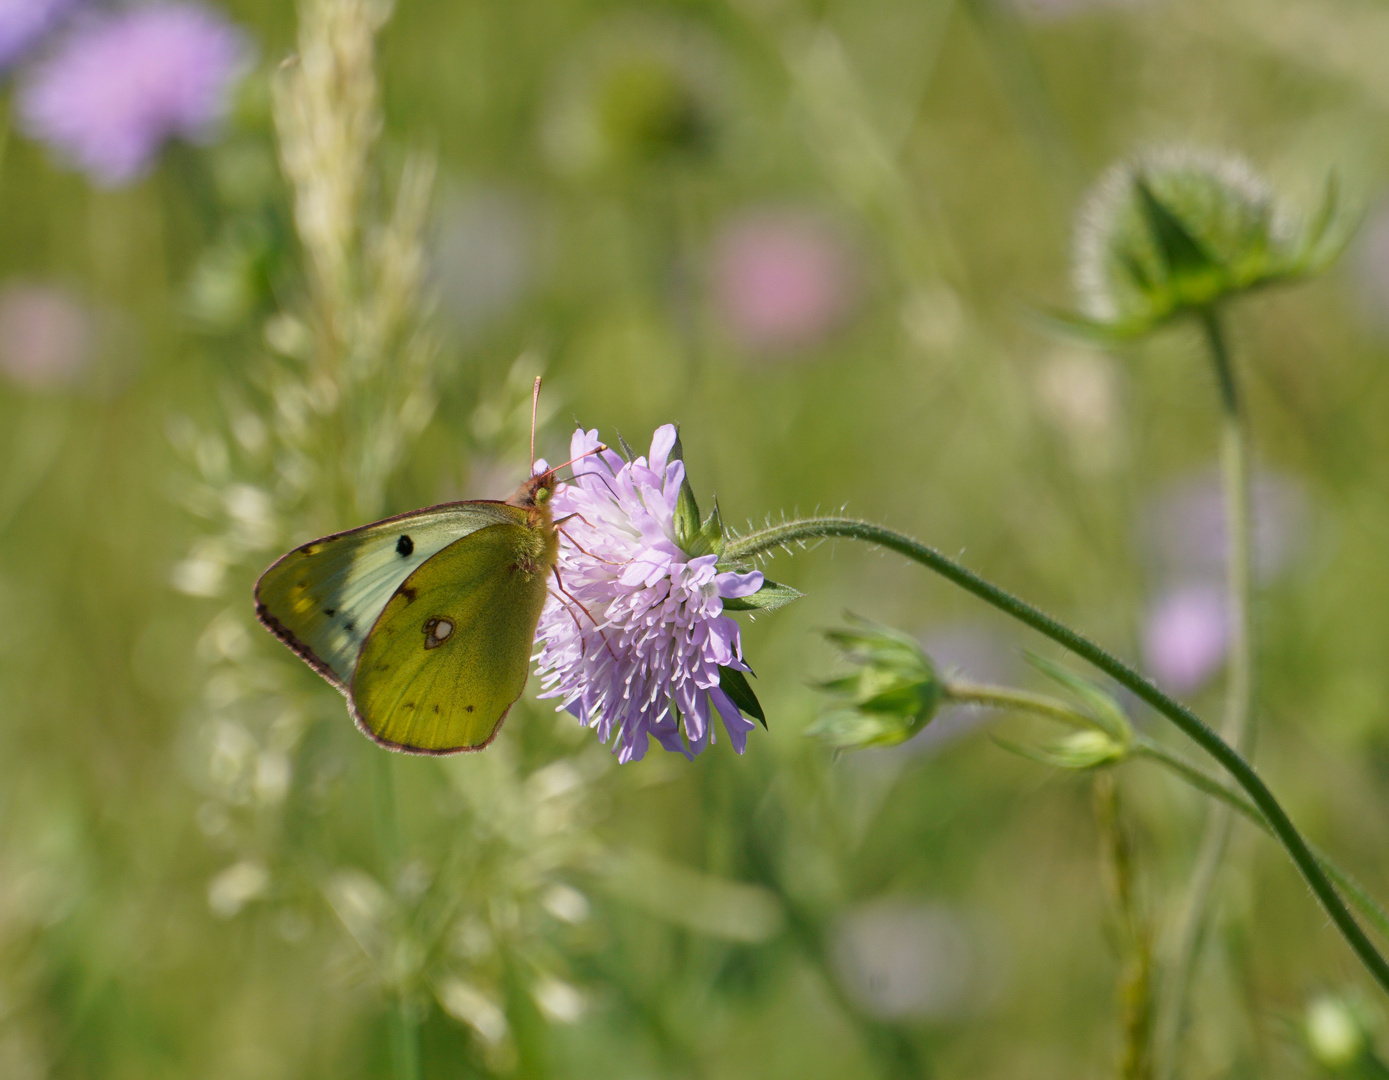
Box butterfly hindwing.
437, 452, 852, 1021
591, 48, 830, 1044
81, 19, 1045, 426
254, 501, 523, 689
349, 520, 551, 753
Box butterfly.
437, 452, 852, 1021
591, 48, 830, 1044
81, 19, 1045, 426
254, 379, 594, 755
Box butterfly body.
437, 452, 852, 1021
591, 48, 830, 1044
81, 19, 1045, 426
255, 469, 560, 754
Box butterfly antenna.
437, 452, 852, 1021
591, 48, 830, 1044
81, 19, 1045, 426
530, 375, 541, 472
551, 445, 608, 475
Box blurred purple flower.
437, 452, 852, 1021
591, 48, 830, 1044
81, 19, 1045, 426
831, 900, 979, 1020
1010, 0, 1146, 21
533, 425, 764, 762
0, 0, 83, 70
17, 3, 250, 186
432, 189, 535, 340
1142, 585, 1228, 695
1142, 472, 1307, 584
0, 282, 94, 388
1355, 201, 1389, 334
710, 208, 859, 353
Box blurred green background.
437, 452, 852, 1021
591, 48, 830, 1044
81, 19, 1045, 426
5, 0, 1389, 1077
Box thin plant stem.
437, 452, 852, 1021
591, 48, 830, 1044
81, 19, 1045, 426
1129, 736, 1389, 945
945, 680, 1093, 728
723, 519, 1389, 993
1155, 307, 1255, 1080
941, 679, 1389, 947
1094, 774, 1155, 1080
373, 753, 422, 1080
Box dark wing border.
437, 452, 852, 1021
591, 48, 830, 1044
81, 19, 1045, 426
252, 500, 519, 696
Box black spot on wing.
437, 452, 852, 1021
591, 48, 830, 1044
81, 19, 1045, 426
399, 586, 417, 604
343, 619, 355, 634
324, 608, 336, 616
397, 534, 414, 557
465, 705, 474, 713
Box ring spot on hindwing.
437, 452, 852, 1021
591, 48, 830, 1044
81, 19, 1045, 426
423, 616, 455, 649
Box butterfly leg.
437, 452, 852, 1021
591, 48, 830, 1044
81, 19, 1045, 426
550, 564, 618, 660
555, 522, 626, 567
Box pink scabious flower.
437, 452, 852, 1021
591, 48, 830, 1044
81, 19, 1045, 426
1142, 585, 1229, 695
533, 425, 764, 762
0, 281, 94, 389
17, 3, 250, 187
710, 208, 860, 353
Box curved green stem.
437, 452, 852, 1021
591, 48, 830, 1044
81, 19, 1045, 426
1130, 737, 1389, 944
1156, 307, 1255, 1080
725, 518, 1389, 994
942, 679, 1389, 950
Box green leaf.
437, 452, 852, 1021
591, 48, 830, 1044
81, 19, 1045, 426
721, 577, 803, 613
719, 666, 766, 728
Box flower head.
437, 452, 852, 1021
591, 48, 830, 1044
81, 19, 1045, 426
0, 0, 83, 71
17, 3, 250, 186
533, 425, 765, 762
1064, 148, 1351, 339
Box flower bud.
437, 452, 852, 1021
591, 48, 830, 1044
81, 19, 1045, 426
1303, 993, 1384, 1075
1066, 148, 1351, 339
808, 616, 944, 750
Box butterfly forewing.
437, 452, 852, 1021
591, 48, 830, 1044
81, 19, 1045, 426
349, 520, 551, 753
254, 501, 522, 688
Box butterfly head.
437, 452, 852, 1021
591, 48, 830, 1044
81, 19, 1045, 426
508, 468, 558, 515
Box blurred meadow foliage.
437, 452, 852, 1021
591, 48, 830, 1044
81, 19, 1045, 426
5, 0, 1389, 1078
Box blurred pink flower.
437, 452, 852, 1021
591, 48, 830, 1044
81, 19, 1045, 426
710, 208, 859, 352
0, 282, 94, 389
17, 3, 250, 186
1142, 472, 1306, 584
1142, 585, 1228, 695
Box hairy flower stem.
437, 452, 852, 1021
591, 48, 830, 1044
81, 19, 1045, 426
1155, 307, 1254, 1080
724, 520, 1389, 993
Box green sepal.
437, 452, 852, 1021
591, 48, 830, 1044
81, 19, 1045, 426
699, 498, 726, 557
1027, 306, 1152, 345
721, 577, 803, 613
804, 710, 919, 751
1024, 651, 1131, 743
1135, 173, 1220, 280
719, 666, 766, 729
667, 426, 707, 555
1299, 174, 1359, 276
993, 730, 1126, 771
614, 431, 637, 462
807, 614, 943, 750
